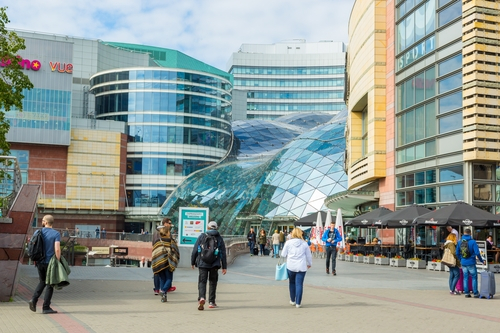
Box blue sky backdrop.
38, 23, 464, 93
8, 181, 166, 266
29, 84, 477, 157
7, 0, 354, 70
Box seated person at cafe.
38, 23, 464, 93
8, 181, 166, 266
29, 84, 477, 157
346, 237, 357, 245
371, 237, 379, 245
486, 236, 499, 263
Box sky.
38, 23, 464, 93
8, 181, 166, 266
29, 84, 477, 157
6, 0, 354, 71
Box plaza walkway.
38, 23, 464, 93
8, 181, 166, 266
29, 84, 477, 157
1, 254, 499, 333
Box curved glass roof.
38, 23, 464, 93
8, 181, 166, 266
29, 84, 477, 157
160, 111, 348, 234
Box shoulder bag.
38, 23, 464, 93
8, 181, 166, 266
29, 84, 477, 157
441, 247, 456, 267
275, 257, 288, 281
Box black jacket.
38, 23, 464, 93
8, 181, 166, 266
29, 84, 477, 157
191, 229, 227, 269
247, 231, 256, 242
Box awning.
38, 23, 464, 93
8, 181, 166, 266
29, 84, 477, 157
324, 189, 379, 217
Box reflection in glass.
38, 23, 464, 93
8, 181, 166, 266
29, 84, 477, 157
439, 165, 463, 182
439, 183, 464, 202
439, 73, 461, 94
439, 91, 462, 114
438, 111, 462, 133
438, 0, 461, 27
473, 164, 493, 180
438, 54, 462, 76
473, 184, 493, 201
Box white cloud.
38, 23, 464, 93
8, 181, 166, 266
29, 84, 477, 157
6, 0, 354, 70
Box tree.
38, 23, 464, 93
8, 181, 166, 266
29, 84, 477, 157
0, 6, 34, 156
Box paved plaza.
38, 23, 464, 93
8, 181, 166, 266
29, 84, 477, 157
1, 254, 499, 332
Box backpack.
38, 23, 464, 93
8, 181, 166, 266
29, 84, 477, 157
27, 229, 45, 262
200, 233, 219, 264
460, 239, 471, 259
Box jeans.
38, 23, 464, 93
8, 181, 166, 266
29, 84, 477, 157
158, 269, 173, 292
273, 244, 280, 258
287, 270, 306, 305
249, 241, 255, 254
449, 266, 460, 292
32, 263, 54, 311
280, 242, 285, 250
154, 274, 160, 290
462, 264, 478, 295
198, 267, 219, 303
325, 246, 338, 271
259, 244, 266, 255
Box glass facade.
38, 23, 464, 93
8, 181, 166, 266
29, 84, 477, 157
90, 67, 232, 209
160, 112, 348, 233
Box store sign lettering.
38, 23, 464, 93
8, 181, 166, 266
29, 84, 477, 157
0, 57, 41, 71
49, 62, 73, 74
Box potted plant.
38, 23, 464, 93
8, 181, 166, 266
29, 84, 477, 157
426, 259, 444, 271
363, 254, 375, 264
353, 253, 364, 263
390, 255, 406, 267
375, 254, 389, 265
337, 251, 345, 261
344, 252, 354, 262
407, 257, 426, 269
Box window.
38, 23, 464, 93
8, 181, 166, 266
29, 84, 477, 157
440, 183, 464, 202
439, 73, 461, 94
438, 0, 461, 27
473, 184, 493, 201
361, 109, 368, 157
439, 91, 462, 114
439, 165, 463, 182
438, 111, 462, 133
438, 54, 462, 76
473, 164, 493, 180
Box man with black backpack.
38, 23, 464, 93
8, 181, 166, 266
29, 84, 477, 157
456, 228, 484, 298
29, 215, 61, 314
191, 221, 227, 310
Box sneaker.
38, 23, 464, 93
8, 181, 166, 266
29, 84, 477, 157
160, 292, 167, 303
290, 300, 296, 306
473, 294, 480, 298
333, 270, 337, 276
167, 286, 176, 292
465, 294, 471, 298
326, 268, 330, 274
296, 304, 302, 308
208, 302, 217, 308
28, 300, 36, 312
42, 308, 58, 314
153, 289, 159, 295
198, 298, 205, 311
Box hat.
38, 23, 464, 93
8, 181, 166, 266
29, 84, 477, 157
207, 221, 218, 229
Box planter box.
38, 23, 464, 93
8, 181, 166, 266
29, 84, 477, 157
407, 259, 426, 269
353, 255, 364, 263
489, 264, 500, 274
363, 256, 375, 264
390, 258, 406, 267
345, 255, 353, 262
427, 261, 444, 271
337, 253, 345, 261
445, 265, 450, 272
374, 257, 389, 265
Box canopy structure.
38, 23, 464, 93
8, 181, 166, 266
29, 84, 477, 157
379, 205, 431, 228
294, 211, 329, 227
412, 201, 500, 227
345, 207, 393, 227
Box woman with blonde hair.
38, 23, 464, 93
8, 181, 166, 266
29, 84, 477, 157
152, 224, 180, 302
258, 229, 267, 256
444, 232, 461, 295
281, 228, 312, 308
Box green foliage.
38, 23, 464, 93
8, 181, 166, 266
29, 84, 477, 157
0, 6, 34, 157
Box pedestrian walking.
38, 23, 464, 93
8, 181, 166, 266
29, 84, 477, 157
272, 230, 280, 258
258, 229, 267, 256
281, 228, 312, 308
191, 221, 227, 310
29, 215, 61, 314
322, 224, 342, 276
247, 227, 257, 256
152, 217, 177, 295
152, 224, 180, 303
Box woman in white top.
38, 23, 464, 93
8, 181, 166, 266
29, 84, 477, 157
281, 228, 312, 308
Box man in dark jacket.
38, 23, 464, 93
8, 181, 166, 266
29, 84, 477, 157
29, 215, 61, 314
247, 227, 256, 256
456, 228, 484, 298
191, 221, 227, 310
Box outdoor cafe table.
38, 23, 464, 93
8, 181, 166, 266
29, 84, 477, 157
380, 244, 403, 257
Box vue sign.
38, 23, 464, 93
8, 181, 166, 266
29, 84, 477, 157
50, 62, 73, 74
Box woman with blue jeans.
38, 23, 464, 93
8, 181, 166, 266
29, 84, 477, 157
444, 233, 461, 295
152, 224, 179, 302
281, 228, 312, 308
258, 229, 267, 256
272, 230, 280, 258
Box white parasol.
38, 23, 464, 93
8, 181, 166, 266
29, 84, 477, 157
315, 211, 323, 244
324, 210, 332, 228
335, 208, 345, 250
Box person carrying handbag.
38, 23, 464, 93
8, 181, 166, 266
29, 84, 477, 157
443, 233, 461, 295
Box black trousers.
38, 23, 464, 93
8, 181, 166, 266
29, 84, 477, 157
326, 246, 338, 271
32, 263, 54, 310
198, 267, 219, 303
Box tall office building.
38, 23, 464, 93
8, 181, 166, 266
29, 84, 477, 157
5, 30, 232, 232
328, 0, 500, 243
227, 40, 346, 120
